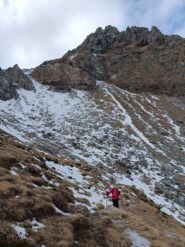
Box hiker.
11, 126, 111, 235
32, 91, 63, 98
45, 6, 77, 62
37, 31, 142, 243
106, 187, 121, 208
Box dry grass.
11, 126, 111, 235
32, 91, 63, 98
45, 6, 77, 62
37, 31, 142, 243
119, 186, 185, 247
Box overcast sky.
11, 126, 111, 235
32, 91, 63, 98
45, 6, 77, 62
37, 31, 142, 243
0, 0, 185, 69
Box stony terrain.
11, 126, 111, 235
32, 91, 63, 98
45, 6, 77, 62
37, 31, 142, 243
0, 75, 185, 225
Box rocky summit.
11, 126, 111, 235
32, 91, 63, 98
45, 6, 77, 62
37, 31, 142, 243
0, 26, 185, 247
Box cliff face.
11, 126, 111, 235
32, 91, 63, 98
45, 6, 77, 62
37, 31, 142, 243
32, 62, 96, 91
32, 26, 185, 95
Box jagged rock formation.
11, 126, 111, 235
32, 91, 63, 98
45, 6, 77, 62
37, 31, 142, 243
0, 64, 34, 100
32, 26, 185, 95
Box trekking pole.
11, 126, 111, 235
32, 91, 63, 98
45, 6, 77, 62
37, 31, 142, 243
105, 191, 108, 208
105, 191, 107, 208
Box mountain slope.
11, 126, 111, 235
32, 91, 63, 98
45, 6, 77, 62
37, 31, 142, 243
0, 74, 185, 226
0, 130, 132, 246
0, 128, 185, 247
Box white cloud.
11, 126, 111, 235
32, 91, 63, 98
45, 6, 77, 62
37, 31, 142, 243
0, 0, 185, 68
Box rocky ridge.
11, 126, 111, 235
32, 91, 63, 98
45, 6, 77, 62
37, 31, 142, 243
32, 26, 185, 95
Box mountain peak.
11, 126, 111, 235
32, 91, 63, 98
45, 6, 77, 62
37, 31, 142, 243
94, 25, 119, 35
12, 64, 20, 69
81, 25, 119, 53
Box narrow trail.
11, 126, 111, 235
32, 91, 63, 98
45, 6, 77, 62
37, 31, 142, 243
98, 187, 185, 247
100, 206, 151, 247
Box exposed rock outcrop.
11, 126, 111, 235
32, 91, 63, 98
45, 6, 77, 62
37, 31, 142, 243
118, 26, 165, 45
32, 62, 96, 91
0, 69, 18, 100
79, 25, 120, 53
0, 65, 35, 101
32, 26, 185, 96
6, 64, 35, 90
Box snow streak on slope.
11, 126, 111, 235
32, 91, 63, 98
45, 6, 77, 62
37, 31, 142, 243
0, 78, 185, 225
103, 85, 157, 149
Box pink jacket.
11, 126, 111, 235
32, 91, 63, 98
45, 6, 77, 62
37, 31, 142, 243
107, 188, 120, 200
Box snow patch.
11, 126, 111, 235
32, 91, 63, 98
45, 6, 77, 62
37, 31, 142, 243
12, 223, 27, 239
126, 229, 151, 247
53, 205, 72, 216
45, 161, 84, 182
10, 167, 18, 176
31, 218, 45, 232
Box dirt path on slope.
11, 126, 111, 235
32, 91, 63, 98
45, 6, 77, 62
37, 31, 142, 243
98, 186, 185, 247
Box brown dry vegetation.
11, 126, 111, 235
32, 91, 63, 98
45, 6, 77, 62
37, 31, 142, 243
116, 186, 185, 247
0, 130, 131, 246
0, 130, 185, 246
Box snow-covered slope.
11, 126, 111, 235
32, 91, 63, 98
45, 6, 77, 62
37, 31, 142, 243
0, 75, 185, 225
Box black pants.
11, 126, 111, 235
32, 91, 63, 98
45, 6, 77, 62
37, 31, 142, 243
112, 199, 119, 208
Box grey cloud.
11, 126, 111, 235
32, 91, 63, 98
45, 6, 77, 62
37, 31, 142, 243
2, 0, 9, 7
